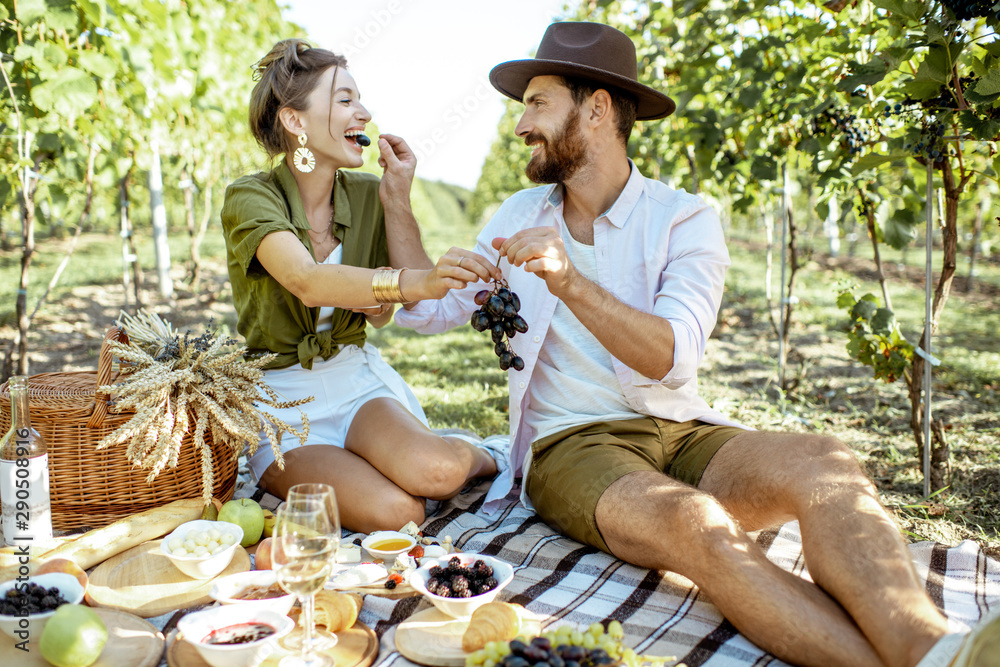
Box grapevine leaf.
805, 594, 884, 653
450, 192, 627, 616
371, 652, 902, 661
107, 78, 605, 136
13, 43, 38, 62
852, 152, 907, 175
872, 0, 924, 23
913, 47, 952, 85
962, 86, 1000, 105
37, 133, 62, 152
837, 291, 857, 310
852, 298, 878, 322
878, 47, 912, 71
143, 0, 170, 30
871, 308, 896, 335
959, 111, 1000, 142
13, 0, 46, 24
0, 3, 7, 21
924, 22, 947, 46
974, 68, 1000, 96
30, 67, 98, 116
884, 207, 919, 249
78, 52, 119, 79
46, 4, 77, 31
837, 61, 888, 90
798, 136, 821, 154
79, 0, 105, 25
738, 86, 763, 108
815, 199, 830, 220
993, 155, 1000, 177
902, 80, 945, 99
751, 155, 778, 181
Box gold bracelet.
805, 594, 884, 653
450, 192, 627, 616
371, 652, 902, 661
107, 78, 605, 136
393, 267, 409, 303
372, 269, 392, 304
371, 268, 409, 304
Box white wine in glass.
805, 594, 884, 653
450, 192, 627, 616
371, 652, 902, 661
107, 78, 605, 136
285, 483, 342, 650
286, 483, 341, 566
274, 497, 335, 667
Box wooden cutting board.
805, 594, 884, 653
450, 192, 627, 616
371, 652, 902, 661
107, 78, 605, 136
86, 539, 250, 618
166, 620, 378, 667
331, 578, 419, 600
395, 606, 543, 667
0, 608, 164, 667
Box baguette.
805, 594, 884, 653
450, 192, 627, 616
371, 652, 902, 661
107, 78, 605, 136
0, 498, 205, 582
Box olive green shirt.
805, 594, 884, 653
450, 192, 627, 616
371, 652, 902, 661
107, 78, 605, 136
221, 162, 389, 370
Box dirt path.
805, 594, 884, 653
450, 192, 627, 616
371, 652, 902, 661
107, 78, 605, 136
4, 249, 998, 557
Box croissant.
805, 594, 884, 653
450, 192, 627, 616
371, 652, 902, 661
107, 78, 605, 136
311, 591, 363, 632
462, 602, 522, 652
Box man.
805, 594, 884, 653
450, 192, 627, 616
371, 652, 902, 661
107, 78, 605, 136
396, 22, 997, 667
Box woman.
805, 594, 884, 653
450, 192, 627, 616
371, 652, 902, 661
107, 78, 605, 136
222, 39, 501, 532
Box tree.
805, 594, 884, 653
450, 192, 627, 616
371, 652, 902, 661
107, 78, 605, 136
471, 0, 1000, 491
0, 0, 300, 377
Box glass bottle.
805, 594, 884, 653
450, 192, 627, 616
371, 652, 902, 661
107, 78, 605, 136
0, 375, 53, 547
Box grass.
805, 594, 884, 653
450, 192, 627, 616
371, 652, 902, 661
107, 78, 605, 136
2, 215, 997, 553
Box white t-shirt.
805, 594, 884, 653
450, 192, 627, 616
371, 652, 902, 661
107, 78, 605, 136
524, 218, 638, 441
316, 243, 344, 333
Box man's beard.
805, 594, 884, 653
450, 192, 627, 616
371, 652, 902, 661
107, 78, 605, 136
524, 109, 588, 184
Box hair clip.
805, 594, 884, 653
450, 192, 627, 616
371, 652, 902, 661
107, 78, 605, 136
250, 58, 267, 81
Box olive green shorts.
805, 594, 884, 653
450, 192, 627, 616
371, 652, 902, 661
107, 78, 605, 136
524, 417, 744, 554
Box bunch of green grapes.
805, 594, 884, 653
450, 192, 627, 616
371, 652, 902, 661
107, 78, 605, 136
465, 620, 672, 667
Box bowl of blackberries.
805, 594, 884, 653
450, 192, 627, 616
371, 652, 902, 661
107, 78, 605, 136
0, 572, 85, 639
409, 553, 514, 618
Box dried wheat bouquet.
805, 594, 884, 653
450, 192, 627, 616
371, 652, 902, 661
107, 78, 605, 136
96, 310, 313, 503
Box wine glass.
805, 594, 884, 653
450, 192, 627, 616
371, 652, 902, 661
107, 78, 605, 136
286, 484, 341, 649
273, 497, 336, 667
286, 483, 341, 565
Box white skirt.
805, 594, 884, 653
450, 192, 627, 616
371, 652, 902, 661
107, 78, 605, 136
247, 344, 428, 482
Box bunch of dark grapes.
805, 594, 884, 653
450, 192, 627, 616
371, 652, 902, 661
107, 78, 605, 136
809, 107, 868, 154
470, 280, 528, 371
467, 620, 648, 667
499, 637, 620, 667
941, 0, 994, 21
902, 118, 948, 165
425, 557, 499, 598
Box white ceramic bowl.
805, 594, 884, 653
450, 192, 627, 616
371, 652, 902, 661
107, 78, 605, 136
0, 572, 85, 639
361, 530, 416, 562
210, 569, 296, 615
177, 604, 294, 667
161, 520, 244, 580
408, 553, 514, 618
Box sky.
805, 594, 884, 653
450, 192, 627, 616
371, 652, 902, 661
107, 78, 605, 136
280, 0, 572, 189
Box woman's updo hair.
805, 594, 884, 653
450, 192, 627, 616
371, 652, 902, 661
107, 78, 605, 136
249, 39, 348, 158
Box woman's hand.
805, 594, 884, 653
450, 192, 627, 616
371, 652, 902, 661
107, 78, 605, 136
348, 302, 394, 328
377, 134, 416, 212
400, 248, 502, 304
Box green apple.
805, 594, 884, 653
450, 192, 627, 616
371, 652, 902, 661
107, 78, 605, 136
262, 509, 276, 538
40, 604, 109, 667
218, 498, 265, 547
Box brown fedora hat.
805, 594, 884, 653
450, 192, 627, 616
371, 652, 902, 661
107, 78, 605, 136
489, 22, 675, 121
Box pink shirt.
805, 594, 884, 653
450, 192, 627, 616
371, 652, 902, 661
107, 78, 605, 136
395, 161, 747, 512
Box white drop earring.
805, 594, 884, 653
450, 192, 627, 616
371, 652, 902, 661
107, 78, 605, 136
293, 133, 316, 173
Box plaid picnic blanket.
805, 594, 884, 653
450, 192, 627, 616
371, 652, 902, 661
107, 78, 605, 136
240, 475, 1000, 667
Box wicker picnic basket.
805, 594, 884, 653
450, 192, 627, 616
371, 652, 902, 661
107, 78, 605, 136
0, 328, 238, 532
